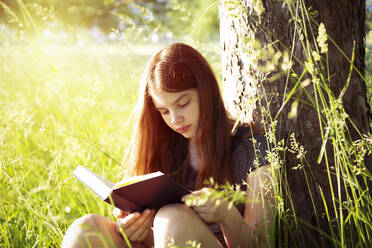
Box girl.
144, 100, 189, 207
62, 43, 273, 248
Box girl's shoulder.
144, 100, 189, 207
230, 124, 268, 165
231, 124, 265, 142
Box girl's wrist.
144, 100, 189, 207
219, 201, 237, 224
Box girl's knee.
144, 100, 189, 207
62, 214, 102, 248
68, 214, 102, 233
155, 204, 191, 220
154, 203, 196, 229
153, 204, 218, 246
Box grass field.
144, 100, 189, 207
0, 0, 371, 244
0, 30, 371, 247
0, 40, 152, 247
0, 38, 221, 247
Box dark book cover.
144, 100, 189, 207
73, 165, 191, 213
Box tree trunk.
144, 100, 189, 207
219, 0, 370, 246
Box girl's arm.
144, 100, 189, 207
183, 165, 274, 247
220, 165, 274, 247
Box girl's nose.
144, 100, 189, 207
170, 111, 183, 125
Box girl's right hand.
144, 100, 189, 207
115, 209, 155, 242
113, 207, 127, 219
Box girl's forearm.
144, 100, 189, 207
220, 205, 255, 248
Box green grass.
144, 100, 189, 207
0, 11, 371, 248
0, 39, 153, 247
0, 36, 222, 247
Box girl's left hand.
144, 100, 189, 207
181, 188, 229, 223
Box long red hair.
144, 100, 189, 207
125, 43, 232, 188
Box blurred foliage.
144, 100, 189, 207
0, 0, 219, 42
367, 0, 372, 32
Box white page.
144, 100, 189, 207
73, 165, 113, 199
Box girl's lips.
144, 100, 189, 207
177, 124, 191, 134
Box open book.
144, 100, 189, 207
73, 165, 191, 213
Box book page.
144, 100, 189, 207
73, 165, 114, 199
113, 171, 163, 189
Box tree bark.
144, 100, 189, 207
219, 0, 370, 246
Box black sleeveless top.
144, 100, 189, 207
185, 126, 269, 246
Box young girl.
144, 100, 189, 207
62, 43, 273, 248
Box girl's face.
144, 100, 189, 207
151, 88, 200, 141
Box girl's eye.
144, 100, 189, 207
160, 110, 169, 115
178, 100, 190, 107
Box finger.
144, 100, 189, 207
131, 210, 155, 241
200, 187, 211, 192
182, 189, 215, 206
186, 197, 211, 207
117, 212, 141, 231
181, 189, 208, 201
197, 188, 212, 196
113, 208, 126, 219
189, 189, 207, 197
125, 209, 153, 238
136, 215, 154, 242
137, 228, 150, 242
128, 209, 155, 240
181, 193, 193, 202
113, 208, 120, 218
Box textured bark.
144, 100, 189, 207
219, 0, 370, 246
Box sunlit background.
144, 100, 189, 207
0, 1, 222, 247
0, 0, 371, 247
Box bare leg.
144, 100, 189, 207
62, 214, 134, 248
153, 204, 223, 248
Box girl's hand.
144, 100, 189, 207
181, 188, 229, 223
113, 207, 127, 219
116, 209, 155, 242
